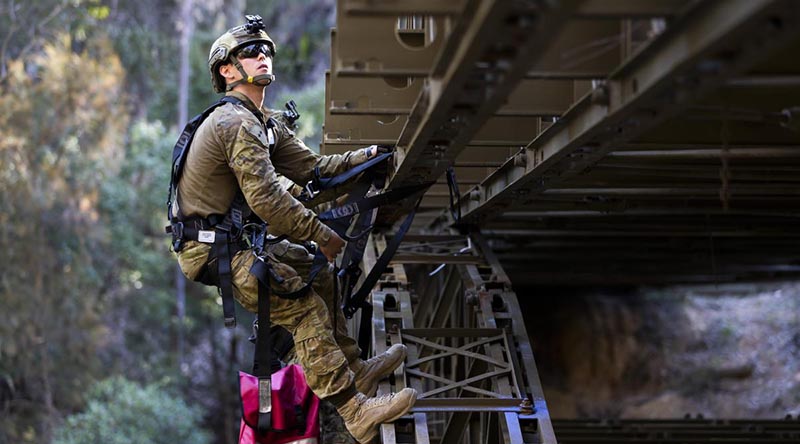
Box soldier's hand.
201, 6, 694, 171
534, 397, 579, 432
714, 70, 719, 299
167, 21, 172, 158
320, 232, 345, 262
366, 144, 394, 159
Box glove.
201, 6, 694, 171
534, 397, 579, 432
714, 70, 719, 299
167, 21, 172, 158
366, 144, 394, 159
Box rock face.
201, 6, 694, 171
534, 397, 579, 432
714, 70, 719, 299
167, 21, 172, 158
525, 282, 800, 419
621, 392, 698, 418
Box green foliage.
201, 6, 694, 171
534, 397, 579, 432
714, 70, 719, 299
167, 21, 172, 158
101, 0, 181, 121
1, 0, 105, 83
1, 1, 335, 442
53, 377, 211, 444
0, 31, 129, 443
189, 28, 225, 116
99, 120, 171, 276
272, 77, 326, 150
95, 120, 182, 380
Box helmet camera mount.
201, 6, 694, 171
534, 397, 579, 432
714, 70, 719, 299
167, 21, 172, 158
244, 15, 265, 34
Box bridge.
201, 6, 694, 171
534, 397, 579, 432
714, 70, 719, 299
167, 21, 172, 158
321, 1, 800, 442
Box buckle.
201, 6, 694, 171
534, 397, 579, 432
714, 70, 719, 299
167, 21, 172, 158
170, 222, 185, 251
258, 379, 272, 414
304, 181, 320, 200
248, 319, 259, 344
231, 208, 243, 227
173, 222, 184, 239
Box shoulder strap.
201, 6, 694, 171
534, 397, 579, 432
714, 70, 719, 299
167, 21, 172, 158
167, 96, 241, 221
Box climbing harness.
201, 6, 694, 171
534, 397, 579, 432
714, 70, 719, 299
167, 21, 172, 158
166, 97, 431, 436
166, 95, 276, 327
166, 98, 429, 329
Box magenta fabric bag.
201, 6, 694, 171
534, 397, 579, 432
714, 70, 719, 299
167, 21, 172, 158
238, 364, 320, 444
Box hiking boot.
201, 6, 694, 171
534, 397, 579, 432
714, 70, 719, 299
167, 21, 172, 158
338, 388, 417, 443
352, 344, 407, 397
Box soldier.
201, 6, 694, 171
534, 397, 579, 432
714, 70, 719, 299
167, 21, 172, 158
173, 17, 416, 443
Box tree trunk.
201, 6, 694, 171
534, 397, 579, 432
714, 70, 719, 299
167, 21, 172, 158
175, 0, 194, 373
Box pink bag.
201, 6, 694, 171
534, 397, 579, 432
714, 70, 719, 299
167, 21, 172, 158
238, 364, 320, 444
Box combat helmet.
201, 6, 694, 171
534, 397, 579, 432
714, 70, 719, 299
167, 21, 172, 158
208, 15, 277, 93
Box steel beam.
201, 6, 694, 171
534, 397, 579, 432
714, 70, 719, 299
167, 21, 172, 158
334, 0, 447, 77
341, 0, 464, 16
478, 229, 800, 238
379, 0, 581, 223
574, 0, 690, 19
449, 233, 556, 444
459, 0, 800, 223
362, 231, 557, 443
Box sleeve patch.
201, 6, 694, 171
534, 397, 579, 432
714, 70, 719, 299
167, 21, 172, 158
244, 121, 269, 146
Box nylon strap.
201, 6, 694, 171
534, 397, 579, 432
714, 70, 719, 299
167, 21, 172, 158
168, 96, 243, 221
357, 303, 373, 361
343, 196, 422, 320
447, 166, 461, 224
350, 200, 421, 356
303, 151, 393, 200
250, 258, 274, 434
337, 194, 377, 318
215, 232, 237, 328
317, 182, 432, 223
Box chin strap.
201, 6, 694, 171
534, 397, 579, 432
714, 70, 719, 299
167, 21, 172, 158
226, 59, 275, 91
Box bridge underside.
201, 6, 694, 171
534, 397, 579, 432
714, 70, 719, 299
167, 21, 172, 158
322, 1, 800, 442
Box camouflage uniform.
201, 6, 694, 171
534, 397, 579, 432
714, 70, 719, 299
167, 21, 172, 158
265, 239, 361, 363
175, 91, 368, 404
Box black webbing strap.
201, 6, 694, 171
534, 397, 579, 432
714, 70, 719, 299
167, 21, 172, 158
168, 96, 244, 221
336, 208, 372, 313
216, 232, 237, 328
342, 196, 422, 320
323, 175, 375, 244
331, 179, 376, 342
357, 303, 373, 361
301, 151, 393, 202
446, 166, 461, 224
271, 181, 431, 301
317, 182, 432, 223
249, 258, 274, 435
348, 198, 422, 357
213, 193, 251, 327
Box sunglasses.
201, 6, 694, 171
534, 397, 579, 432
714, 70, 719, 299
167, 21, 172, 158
235, 43, 273, 59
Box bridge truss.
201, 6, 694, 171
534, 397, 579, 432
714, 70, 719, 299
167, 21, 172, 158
322, 1, 800, 442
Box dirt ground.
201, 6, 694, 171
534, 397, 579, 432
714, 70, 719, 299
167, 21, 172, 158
521, 281, 800, 419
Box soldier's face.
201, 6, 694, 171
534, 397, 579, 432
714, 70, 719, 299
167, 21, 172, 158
236, 43, 273, 76
219, 45, 273, 84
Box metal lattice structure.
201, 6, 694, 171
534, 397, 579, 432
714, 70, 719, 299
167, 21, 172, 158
363, 233, 554, 444
323, 1, 800, 442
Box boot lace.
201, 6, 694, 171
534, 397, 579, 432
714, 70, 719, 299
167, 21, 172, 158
362, 392, 397, 409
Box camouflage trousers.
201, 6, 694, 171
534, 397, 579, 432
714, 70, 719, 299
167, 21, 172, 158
177, 239, 361, 402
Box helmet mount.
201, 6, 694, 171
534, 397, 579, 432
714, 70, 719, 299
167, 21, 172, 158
244, 15, 265, 34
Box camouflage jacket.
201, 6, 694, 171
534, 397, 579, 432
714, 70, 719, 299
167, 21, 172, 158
175, 91, 369, 247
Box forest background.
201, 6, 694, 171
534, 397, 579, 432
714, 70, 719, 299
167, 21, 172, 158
0, 1, 335, 443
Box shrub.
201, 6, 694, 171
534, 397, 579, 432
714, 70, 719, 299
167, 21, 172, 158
53, 377, 211, 444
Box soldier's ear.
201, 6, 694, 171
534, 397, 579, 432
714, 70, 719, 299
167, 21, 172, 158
219, 63, 236, 81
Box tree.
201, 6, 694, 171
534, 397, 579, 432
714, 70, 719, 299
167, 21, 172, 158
0, 31, 129, 443
1, 2, 336, 442
53, 377, 212, 444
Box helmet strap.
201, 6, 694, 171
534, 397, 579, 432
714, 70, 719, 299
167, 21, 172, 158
226, 59, 274, 91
